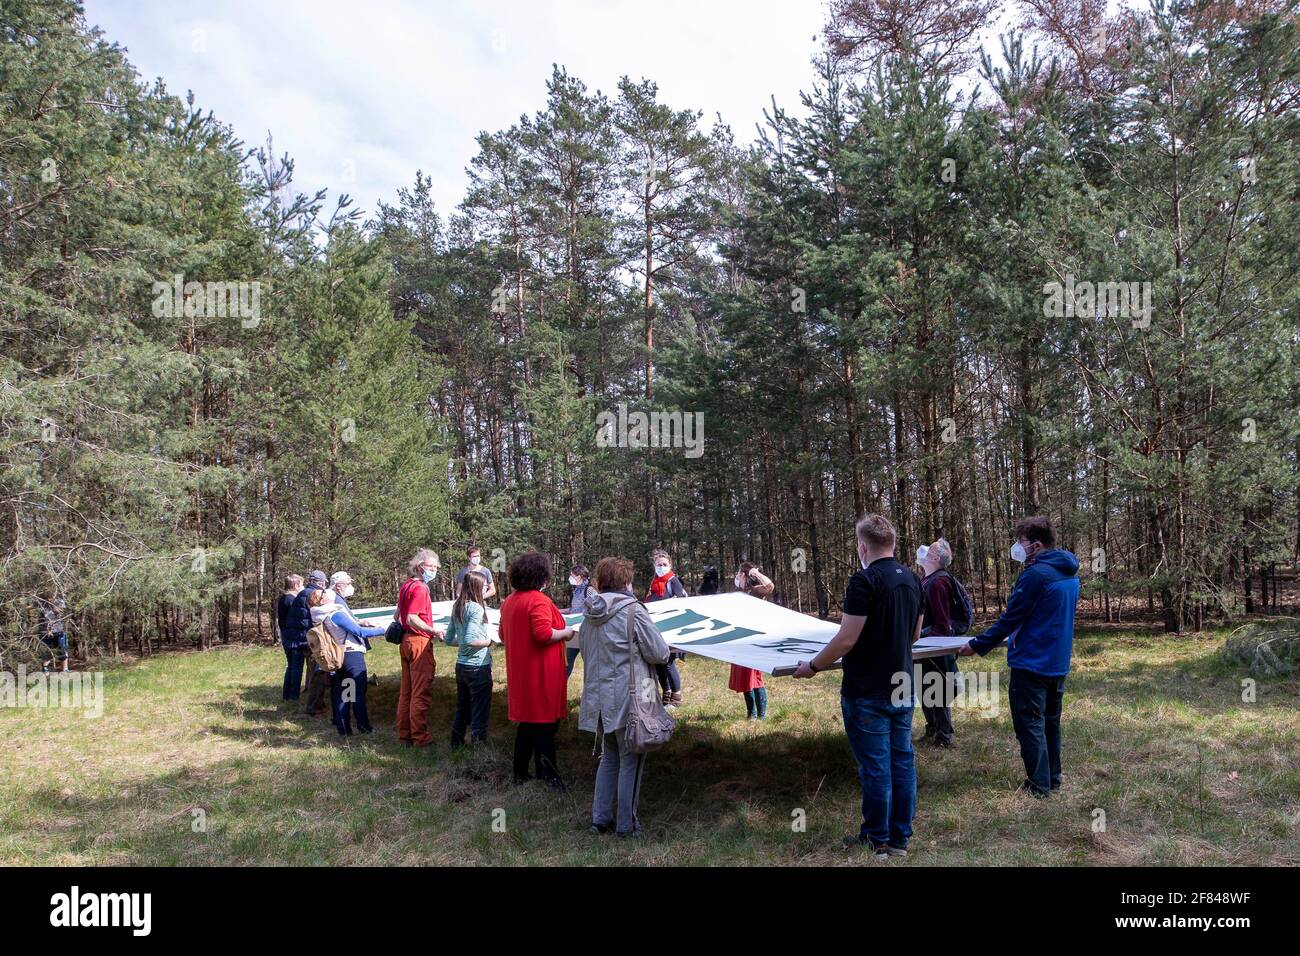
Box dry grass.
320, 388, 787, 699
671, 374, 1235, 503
2, 626, 1298, 866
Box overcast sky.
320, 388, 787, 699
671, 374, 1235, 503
84, 0, 830, 221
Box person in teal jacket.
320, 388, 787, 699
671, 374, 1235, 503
445, 569, 494, 746
958, 516, 1080, 796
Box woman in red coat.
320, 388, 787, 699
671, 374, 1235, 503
500, 551, 574, 787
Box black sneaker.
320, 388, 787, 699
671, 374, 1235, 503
842, 835, 890, 859
883, 845, 908, 858
1018, 780, 1050, 799
590, 823, 613, 835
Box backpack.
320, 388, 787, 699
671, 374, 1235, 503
935, 570, 974, 636
623, 605, 675, 754
307, 618, 345, 671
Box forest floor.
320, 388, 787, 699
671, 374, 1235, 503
3, 625, 1298, 866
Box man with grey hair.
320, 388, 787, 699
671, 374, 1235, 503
916, 537, 969, 748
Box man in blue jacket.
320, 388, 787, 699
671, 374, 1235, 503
957, 516, 1079, 797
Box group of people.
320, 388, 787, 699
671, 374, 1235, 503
274, 512, 1080, 851
276, 569, 386, 736
791, 513, 1079, 857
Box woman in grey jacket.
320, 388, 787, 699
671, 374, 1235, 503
578, 556, 672, 837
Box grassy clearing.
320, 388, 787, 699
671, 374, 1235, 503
2, 626, 1297, 866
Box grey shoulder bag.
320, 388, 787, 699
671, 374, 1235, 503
623, 607, 675, 754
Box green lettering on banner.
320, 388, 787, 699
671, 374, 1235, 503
649, 609, 709, 632
676, 626, 764, 645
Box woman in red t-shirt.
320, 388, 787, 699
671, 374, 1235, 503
500, 552, 574, 787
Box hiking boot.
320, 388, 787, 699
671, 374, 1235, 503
590, 823, 613, 835
883, 845, 908, 858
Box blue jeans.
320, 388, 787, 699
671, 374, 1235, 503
656, 659, 680, 694
42, 632, 68, 662
592, 729, 647, 835
841, 696, 916, 848
1008, 668, 1065, 793
330, 651, 371, 736
451, 663, 491, 746
281, 641, 308, 700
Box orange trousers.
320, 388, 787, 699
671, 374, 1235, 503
397, 633, 437, 746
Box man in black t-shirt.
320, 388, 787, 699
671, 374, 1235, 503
794, 513, 923, 857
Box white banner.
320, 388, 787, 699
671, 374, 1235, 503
355, 592, 962, 673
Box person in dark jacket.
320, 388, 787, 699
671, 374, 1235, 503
296, 569, 331, 716
957, 516, 1080, 797
916, 538, 961, 747
277, 574, 307, 700
39, 598, 70, 674
699, 566, 719, 596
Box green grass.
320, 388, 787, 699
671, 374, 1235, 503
2, 627, 1298, 865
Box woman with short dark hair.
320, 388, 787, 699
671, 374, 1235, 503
500, 551, 575, 787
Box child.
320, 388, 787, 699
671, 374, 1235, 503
730, 563, 774, 719
445, 569, 493, 747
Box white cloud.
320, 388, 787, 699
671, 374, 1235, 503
85, 0, 827, 220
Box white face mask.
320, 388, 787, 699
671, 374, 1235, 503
469, 555, 481, 566
339, 583, 355, 599
735, 574, 745, 588
1010, 542, 1028, 563
654, 565, 670, 577
569, 576, 580, 587
858, 548, 869, 571
916, 545, 929, 564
